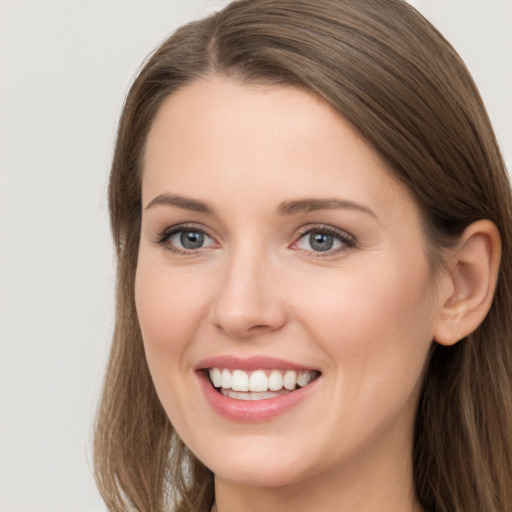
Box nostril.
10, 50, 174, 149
214, 321, 281, 339
249, 324, 273, 331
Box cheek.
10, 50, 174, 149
134, 260, 214, 433
294, 258, 435, 402
134, 261, 209, 368
296, 256, 434, 339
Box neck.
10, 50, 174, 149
214, 476, 421, 512
214, 470, 422, 512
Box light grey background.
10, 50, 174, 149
0, 1, 510, 511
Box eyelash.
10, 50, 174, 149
153, 224, 216, 255
153, 223, 356, 257
291, 224, 356, 257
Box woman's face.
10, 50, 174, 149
136, 77, 444, 490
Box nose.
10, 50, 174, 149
209, 248, 287, 339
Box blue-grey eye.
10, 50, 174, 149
169, 229, 213, 250
181, 231, 204, 249
295, 229, 348, 253
309, 232, 334, 251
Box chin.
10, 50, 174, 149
209, 456, 310, 488
187, 431, 325, 489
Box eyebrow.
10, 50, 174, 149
145, 194, 214, 214
277, 198, 378, 219
145, 194, 378, 220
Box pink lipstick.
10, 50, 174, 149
196, 355, 320, 422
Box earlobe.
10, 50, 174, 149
433, 220, 501, 346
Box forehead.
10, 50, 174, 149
143, 76, 415, 222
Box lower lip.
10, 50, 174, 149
198, 371, 319, 422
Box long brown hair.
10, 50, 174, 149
93, 1, 512, 510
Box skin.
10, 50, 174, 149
135, 76, 452, 512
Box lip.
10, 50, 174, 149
196, 355, 321, 422
195, 355, 316, 372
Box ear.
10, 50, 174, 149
433, 220, 501, 346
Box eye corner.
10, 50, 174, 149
152, 223, 219, 255
290, 224, 357, 257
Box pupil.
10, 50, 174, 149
180, 231, 204, 249
309, 232, 333, 252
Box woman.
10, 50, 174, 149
93, 1, 512, 511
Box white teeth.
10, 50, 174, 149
208, 367, 318, 396
221, 369, 232, 389
249, 370, 268, 392
221, 389, 285, 401
231, 369, 249, 391
297, 371, 313, 387
283, 370, 297, 391
210, 368, 222, 388
268, 369, 283, 391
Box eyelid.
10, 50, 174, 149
151, 222, 356, 257
153, 222, 219, 254
290, 224, 357, 255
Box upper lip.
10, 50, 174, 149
195, 355, 319, 372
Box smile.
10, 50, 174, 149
196, 356, 321, 421
209, 368, 319, 400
